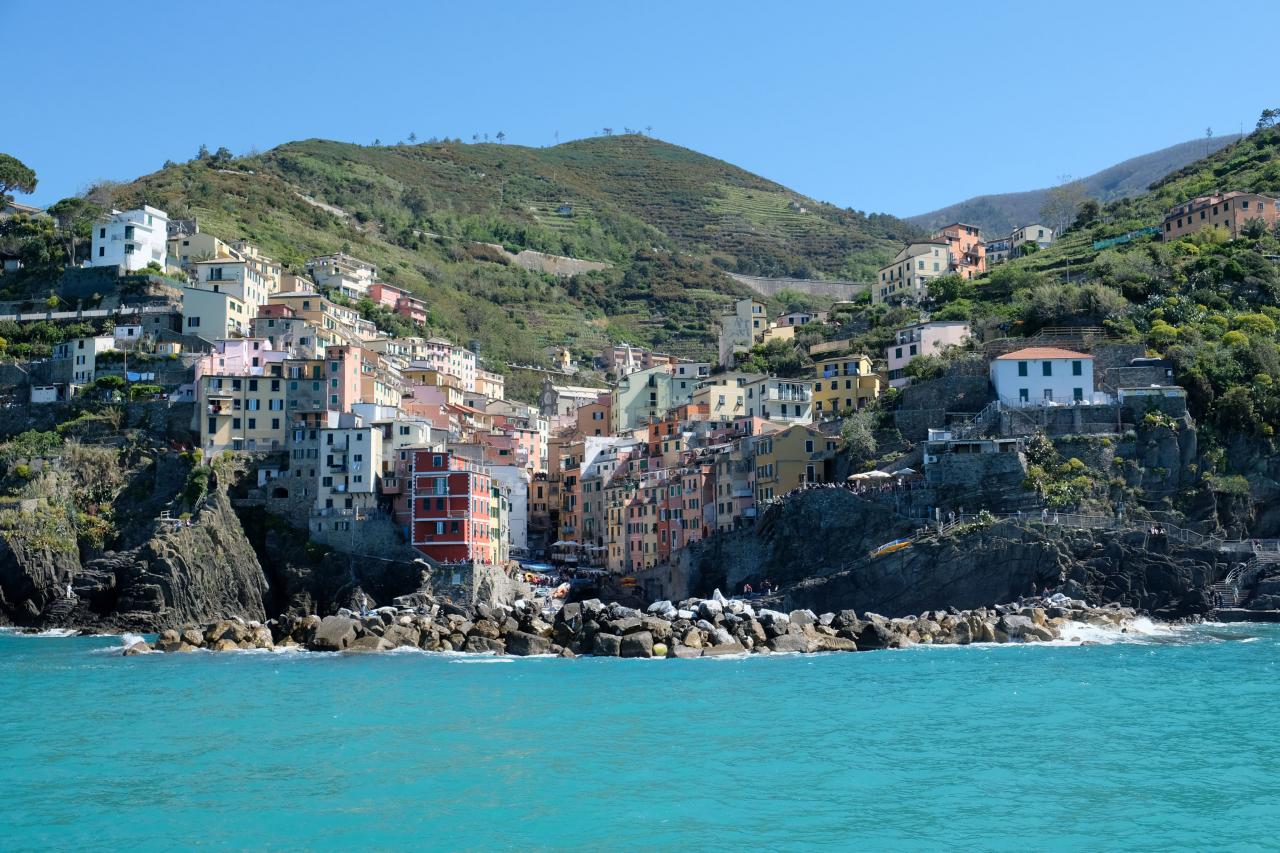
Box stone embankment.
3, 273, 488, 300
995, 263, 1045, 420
121, 591, 1142, 657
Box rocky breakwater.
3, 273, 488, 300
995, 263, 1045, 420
122, 591, 1143, 657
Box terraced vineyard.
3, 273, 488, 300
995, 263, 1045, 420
94, 134, 915, 371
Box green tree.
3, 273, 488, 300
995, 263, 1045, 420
840, 410, 877, 462
0, 153, 37, 201
1072, 198, 1101, 231
47, 196, 104, 265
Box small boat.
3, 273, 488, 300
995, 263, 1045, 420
869, 538, 912, 559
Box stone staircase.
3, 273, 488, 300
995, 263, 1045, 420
1212, 551, 1280, 607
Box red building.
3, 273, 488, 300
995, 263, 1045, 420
410, 449, 493, 563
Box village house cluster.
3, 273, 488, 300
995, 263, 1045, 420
0, 181, 1240, 578
874, 221, 1055, 305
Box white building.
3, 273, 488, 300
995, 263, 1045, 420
53, 335, 116, 385
316, 424, 382, 512
306, 253, 377, 298
489, 464, 530, 553
1011, 224, 1054, 254
990, 347, 1096, 406
91, 206, 169, 272
717, 298, 766, 368
885, 320, 971, 388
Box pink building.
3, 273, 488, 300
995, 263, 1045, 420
367, 282, 402, 310
193, 338, 286, 383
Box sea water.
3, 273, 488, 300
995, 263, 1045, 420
0, 623, 1276, 851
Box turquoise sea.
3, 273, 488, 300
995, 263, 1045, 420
1, 622, 1276, 852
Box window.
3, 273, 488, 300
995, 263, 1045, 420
895, 347, 903, 359
1017, 361, 1028, 377
98, 246, 105, 257
805, 440, 814, 453
909, 344, 917, 356
1019, 388, 1029, 402
435, 522, 445, 535
1042, 361, 1052, 377
1073, 387, 1084, 402
1072, 360, 1082, 376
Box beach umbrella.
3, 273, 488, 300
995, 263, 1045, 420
863, 470, 891, 479
891, 467, 919, 477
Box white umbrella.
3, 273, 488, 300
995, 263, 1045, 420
863, 470, 892, 479
891, 468, 918, 477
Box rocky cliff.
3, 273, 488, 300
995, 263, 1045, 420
679, 490, 1238, 620
785, 521, 1230, 620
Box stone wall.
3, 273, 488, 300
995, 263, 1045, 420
894, 373, 993, 440
728, 273, 870, 300
926, 450, 1027, 496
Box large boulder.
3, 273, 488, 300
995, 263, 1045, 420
768, 634, 817, 654
310, 616, 358, 651
700, 641, 747, 656
591, 632, 622, 656
816, 635, 858, 652
505, 631, 552, 657
382, 624, 421, 648
346, 635, 393, 653
604, 616, 643, 635
620, 631, 655, 658
465, 636, 506, 654
467, 619, 501, 640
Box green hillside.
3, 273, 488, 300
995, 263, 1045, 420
85, 136, 915, 367
935, 124, 1280, 440
909, 135, 1242, 236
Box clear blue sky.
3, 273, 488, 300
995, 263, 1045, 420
6, 0, 1278, 217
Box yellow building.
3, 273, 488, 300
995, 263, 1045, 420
813, 354, 880, 419
753, 424, 838, 502
198, 369, 289, 453
167, 232, 237, 269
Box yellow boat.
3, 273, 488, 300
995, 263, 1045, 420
869, 538, 912, 559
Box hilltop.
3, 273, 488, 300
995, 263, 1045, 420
96, 135, 916, 366
908, 135, 1241, 235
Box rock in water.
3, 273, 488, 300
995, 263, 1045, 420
505, 631, 551, 656
310, 616, 358, 651
620, 631, 654, 658
591, 633, 622, 657
346, 636, 394, 653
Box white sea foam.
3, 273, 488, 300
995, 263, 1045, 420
0, 627, 80, 638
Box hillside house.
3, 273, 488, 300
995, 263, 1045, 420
933, 223, 985, 278
813, 354, 879, 417
1161, 191, 1279, 241
886, 320, 971, 388
91, 206, 169, 272
875, 241, 949, 305
990, 347, 1095, 406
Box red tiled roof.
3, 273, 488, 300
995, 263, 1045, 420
996, 347, 1091, 360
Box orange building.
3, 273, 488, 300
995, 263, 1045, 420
933, 223, 986, 278
1162, 191, 1279, 241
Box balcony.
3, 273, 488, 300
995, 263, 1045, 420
763, 389, 812, 402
